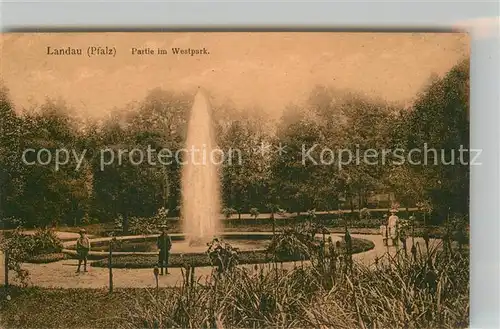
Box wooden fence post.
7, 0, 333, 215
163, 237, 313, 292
108, 241, 113, 294
4, 249, 9, 289
271, 212, 275, 236
154, 266, 159, 298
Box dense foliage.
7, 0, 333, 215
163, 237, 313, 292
0, 59, 469, 229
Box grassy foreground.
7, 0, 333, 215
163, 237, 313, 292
1, 243, 468, 329
0, 287, 162, 329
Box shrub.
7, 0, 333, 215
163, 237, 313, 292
127, 208, 175, 236
128, 217, 157, 235
222, 207, 237, 219
0, 228, 63, 284
156, 207, 169, 222
0, 229, 31, 286
249, 208, 260, 219
207, 238, 239, 275
306, 209, 316, 220
81, 216, 100, 225
26, 253, 68, 264
267, 227, 316, 261
359, 207, 371, 220
114, 216, 124, 233
2, 228, 63, 257
0, 217, 25, 229
30, 228, 63, 255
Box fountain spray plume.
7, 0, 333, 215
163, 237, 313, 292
181, 88, 222, 246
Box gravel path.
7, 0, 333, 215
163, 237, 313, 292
0, 233, 439, 289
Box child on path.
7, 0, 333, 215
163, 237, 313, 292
76, 229, 91, 273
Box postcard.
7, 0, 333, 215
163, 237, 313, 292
0, 32, 470, 329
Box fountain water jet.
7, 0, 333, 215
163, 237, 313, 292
181, 89, 221, 246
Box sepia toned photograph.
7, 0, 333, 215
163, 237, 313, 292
1, 32, 470, 328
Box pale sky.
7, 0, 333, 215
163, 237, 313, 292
1, 32, 469, 119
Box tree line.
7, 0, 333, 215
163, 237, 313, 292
0, 58, 469, 229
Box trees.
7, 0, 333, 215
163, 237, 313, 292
0, 58, 469, 229
90, 89, 192, 231
272, 115, 326, 214
134, 88, 191, 216
91, 111, 162, 232
218, 114, 273, 216
220, 120, 253, 216
1, 94, 91, 227
402, 58, 470, 220
0, 83, 22, 227
336, 94, 394, 214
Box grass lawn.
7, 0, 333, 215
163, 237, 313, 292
0, 286, 172, 329
90, 237, 375, 268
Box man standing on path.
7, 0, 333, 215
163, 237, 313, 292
157, 226, 172, 275
76, 229, 90, 273
388, 209, 399, 246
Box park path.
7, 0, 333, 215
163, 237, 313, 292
0, 234, 437, 289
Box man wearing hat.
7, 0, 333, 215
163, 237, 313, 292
76, 229, 91, 273
157, 226, 172, 275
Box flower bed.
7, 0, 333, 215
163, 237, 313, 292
90, 237, 375, 269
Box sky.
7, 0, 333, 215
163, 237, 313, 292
1, 32, 469, 119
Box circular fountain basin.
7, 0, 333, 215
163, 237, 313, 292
62, 232, 296, 258
62, 232, 343, 258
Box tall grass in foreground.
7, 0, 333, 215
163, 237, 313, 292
123, 242, 469, 329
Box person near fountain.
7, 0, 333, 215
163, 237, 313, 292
76, 229, 90, 273
388, 209, 399, 246
157, 227, 172, 275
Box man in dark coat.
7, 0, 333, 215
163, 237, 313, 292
157, 227, 172, 275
